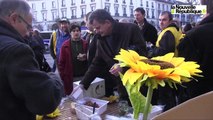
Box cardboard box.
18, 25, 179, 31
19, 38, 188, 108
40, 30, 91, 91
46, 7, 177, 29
73, 77, 105, 98
152, 91, 213, 120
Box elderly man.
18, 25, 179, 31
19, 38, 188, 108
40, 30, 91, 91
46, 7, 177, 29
0, 0, 63, 119
79, 9, 147, 102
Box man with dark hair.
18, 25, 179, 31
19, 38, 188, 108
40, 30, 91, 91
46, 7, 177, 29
0, 0, 63, 119
151, 11, 182, 57
80, 9, 147, 101
134, 7, 158, 45
178, 0, 213, 100
151, 11, 182, 111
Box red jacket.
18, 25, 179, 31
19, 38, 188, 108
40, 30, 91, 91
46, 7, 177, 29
58, 39, 87, 95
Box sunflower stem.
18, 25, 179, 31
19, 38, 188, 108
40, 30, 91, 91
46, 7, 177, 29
143, 85, 153, 120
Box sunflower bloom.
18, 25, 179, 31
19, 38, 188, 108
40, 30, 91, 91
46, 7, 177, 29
114, 49, 203, 120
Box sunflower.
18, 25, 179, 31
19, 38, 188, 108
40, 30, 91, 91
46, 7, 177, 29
114, 49, 203, 120
114, 49, 202, 89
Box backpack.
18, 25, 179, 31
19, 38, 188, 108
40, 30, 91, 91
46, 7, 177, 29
156, 27, 185, 57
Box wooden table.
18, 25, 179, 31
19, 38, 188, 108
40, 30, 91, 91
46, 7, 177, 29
44, 99, 120, 120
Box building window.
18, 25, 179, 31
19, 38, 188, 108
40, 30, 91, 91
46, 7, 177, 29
71, 0, 76, 5
91, 0, 95, 2
106, 0, 109, 2
162, 4, 165, 11
71, 9, 76, 18
151, 2, 154, 8
41, 12, 47, 21
42, 2, 46, 9
91, 5, 96, 11
115, 0, 118, 3
130, 0, 133, 5
81, 7, 86, 18
33, 11, 37, 21
105, 6, 110, 12
158, 10, 161, 18
181, 14, 185, 21
130, 7, 134, 17
62, 0, 66, 7
61, 9, 67, 18
152, 9, 155, 18
123, 6, 127, 17
81, 0, 85, 4
123, 0, 126, 4
158, 3, 160, 10
114, 5, 119, 16
146, 8, 149, 18
140, 0, 143, 6
52, 1, 56, 8
146, 1, 149, 8
52, 11, 57, 20
32, 3, 36, 10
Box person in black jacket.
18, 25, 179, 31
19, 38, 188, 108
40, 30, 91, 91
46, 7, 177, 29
178, 0, 213, 101
79, 9, 147, 102
152, 11, 180, 111
134, 7, 158, 46
84, 12, 115, 96
28, 30, 51, 72
0, 0, 63, 120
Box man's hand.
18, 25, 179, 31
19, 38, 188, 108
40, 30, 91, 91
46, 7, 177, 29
109, 63, 123, 76
77, 53, 86, 61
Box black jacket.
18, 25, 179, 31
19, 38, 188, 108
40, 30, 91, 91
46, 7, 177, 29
86, 33, 98, 66
80, 22, 147, 91
0, 19, 63, 120
134, 19, 158, 45
178, 13, 213, 98
152, 23, 179, 57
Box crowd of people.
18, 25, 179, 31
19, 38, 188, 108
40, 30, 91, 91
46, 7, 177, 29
0, 0, 213, 119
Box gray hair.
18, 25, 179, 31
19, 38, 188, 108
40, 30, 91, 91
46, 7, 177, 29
0, 0, 31, 18
119, 18, 129, 23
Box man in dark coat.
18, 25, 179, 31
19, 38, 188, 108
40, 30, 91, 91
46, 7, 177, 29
0, 0, 63, 119
134, 7, 158, 45
178, 0, 213, 101
152, 11, 180, 111
79, 9, 147, 101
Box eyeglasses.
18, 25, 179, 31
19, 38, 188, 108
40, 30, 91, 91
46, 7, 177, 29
18, 15, 32, 30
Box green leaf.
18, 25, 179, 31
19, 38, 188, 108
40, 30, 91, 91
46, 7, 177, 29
157, 80, 165, 87
129, 92, 152, 119
141, 74, 148, 82
167, 81, 174, 88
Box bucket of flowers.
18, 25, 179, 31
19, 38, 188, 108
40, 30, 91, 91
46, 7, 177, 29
114, 49, 203, 120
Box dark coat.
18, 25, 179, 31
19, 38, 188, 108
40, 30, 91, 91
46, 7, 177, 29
152, 23, 179, 57
0, 19, 63, 120
86, 33, 98, 66
178, 13, 213, 99
58, 39, 87, 95
80, 22, 147, 98
134, 18, 158, 45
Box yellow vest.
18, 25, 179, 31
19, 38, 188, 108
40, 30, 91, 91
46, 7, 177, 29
52, 31, 57, 55
156, 27, 185, 56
